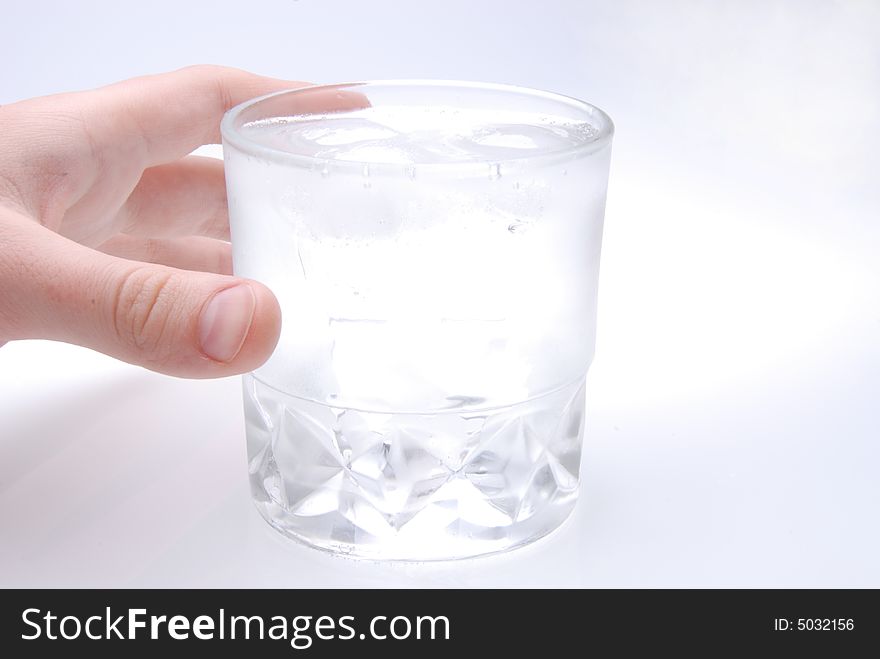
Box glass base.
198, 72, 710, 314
243, 374, 586, 561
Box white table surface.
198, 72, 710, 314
1, 0, 879, 587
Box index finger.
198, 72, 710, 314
83, 65, 369, 167
86, 65, 305, 166
0, 66, 369, 224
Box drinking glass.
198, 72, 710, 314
221, 81, 613, 559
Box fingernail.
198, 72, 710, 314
199, 284, 256, 363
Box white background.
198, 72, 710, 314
1, 0, 878, 587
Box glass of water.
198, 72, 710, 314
221, 81, 613, 560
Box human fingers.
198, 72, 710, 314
0, 66, 366, 227
1, 211, 280, 378
115, 156, 230, 241
83, 65, 369, 167
97, 234, 233, 275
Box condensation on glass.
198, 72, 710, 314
221, 81, 613, 560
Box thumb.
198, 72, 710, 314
1, 215, 281, 378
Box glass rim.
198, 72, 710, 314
220, 79, 614, 173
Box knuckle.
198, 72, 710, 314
180, 64, 239, 106
111, 266, 181, 361
181, 63, 230, 77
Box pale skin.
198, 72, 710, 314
0, 65, 312, 377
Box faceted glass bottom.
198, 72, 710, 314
243, 374, 586, 560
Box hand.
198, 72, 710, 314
0, 65, 303, 378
